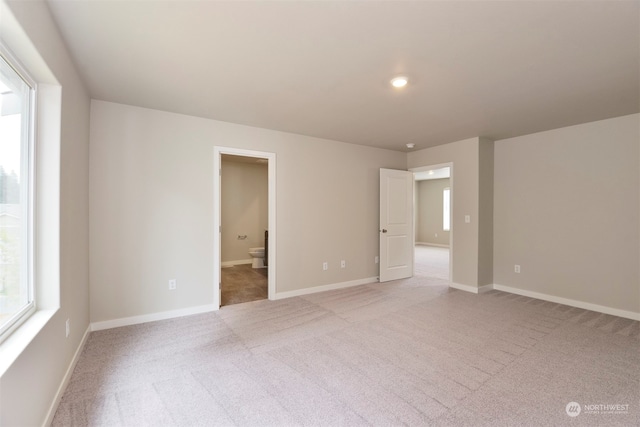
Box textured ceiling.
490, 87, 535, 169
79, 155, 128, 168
45, 0, 639, 152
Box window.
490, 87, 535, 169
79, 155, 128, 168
0, 48, 35, 342
443, 187, 450, 231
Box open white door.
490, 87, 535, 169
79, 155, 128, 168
379, 168, 414, 282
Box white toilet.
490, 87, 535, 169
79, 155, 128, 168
248, 247, 265, 268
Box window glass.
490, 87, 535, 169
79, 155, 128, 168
0, 52, 34, 340
443, 187, 450, 231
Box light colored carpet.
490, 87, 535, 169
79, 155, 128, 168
53, 276, 639, 426
414, 245, 449, 280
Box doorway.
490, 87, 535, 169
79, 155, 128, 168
213, 147, 276, 309
411, 163, 452, 281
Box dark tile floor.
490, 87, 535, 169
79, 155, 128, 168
221, 264, 268, 306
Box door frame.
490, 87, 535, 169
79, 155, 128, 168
213, 146, 276, 309
409, 162, 453, 281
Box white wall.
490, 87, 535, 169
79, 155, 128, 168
90, 100, 406, 322
494, 114, 639, 315
408, 137, 494, 288
478, 138, 494, 286
0, 1, 90, 426
221, 159, 268, 263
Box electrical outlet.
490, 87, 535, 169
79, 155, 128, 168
65, 319, 70, 338
169, 279, 177, 290
341, 260, 346, 268
322, 262, 328, 271
375, 256, 379, 264
514, 265, 521, 274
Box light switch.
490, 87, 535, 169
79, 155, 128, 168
465, 215, 471, 223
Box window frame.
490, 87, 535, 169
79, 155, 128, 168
0, 43, 37, 343
443, 187, 450, 232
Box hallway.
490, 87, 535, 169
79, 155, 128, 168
414, 244, 449, 280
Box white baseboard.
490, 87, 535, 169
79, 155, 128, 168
416, 242, 450, 248
449, 282, 493, 294
221, 259, 252, 267
272, 277, 379, 300
493, 284, 640, 321
90, 304, 216, 331
43, 324, 91, 427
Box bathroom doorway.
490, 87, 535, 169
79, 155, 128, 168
213, 147, 276, 308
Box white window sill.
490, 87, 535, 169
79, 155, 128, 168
0, 309, 57, 377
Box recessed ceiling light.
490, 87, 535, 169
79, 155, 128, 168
406, 143, 415, 149
391, 76, 408, 88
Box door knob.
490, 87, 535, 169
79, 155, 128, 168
381, 229, 388, 233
